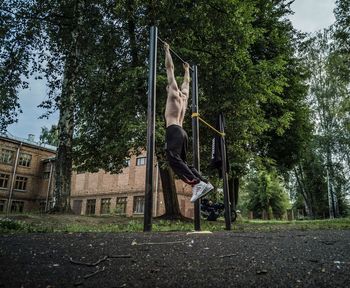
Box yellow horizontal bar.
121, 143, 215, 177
191, 113, 225, 137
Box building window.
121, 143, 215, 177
0, 173, 10, 189
11, 201, 24, 213
125, 159, 131, 167
86, 199, 96, 215
72, 200, 82, 215
0, 200, 5, 212
43, 162, 51, 171
133, 196, 144, 214
43, 172, 50, 179
136, 157, 146, 166
18, 153, 32, 167
14, 176, 28, 191
116, 197, 127, 214
100, 198, 111, 214
0, 149, 15, 165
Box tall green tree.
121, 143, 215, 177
1, 0, 134, 212
334, 0, 350, 56
292, 138, 328, 218
245, 168, 290, 219
0, 1, 37, 131
300, 29, 350, 217
40, 125, 59, 147
1, 0, 312, 217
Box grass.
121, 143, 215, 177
0, 214, 350, 233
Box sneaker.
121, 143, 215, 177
191, 181, 213, 203
203, 182, 214, 195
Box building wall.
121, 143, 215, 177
70, 153, 194, 218
0, 137, 56, 213
0, 136, 194, 218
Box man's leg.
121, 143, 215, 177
188, 165, 208, 183
180, 132, 208, 183
166, 125, 200, 185
166, 150, 200, 185
179, 129, 214, 201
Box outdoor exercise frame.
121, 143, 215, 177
143, 26, 231, 232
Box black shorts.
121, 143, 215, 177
165, 125, 204, 185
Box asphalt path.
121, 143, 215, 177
0, 230, 349, 288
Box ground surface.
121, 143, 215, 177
1, 230, 350, 288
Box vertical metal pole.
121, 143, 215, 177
6, 143, 22, 216
192, 65, 201, 231
144, 26, 157, 232
45, 161, 54, 212
154, 163, 159, 217
219, 114, 231, 230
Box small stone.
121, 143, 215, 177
150, 268, 160, 273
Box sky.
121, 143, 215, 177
7, 0, 337, 141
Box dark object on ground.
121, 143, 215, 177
201, 199, 237, 222
1, 230, 350, 288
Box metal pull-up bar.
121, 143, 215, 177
144, 26, 157, 232
143, 26, 231, 232
192, 65, 201, 231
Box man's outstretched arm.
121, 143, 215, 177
181, 62, 190, 97
164, 43, 178, 90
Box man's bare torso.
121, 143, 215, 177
165, 86, 188, 127
164, 43, 190, 127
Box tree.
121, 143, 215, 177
299, 29, 350, 217
292, 138, 328, 218
334, 0, 350, 56
1, 0, 312, 218
55, 0, 311, 218
0, 1, 37, 131
39, 125, 59, 147
245, 168, 290, 219
1, 1, 135, 212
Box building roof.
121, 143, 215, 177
0, 132, 57, 153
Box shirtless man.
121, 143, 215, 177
164, 42, 213, 203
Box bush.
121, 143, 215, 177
0, 218, 26, 232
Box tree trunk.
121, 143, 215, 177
156, 157, 185, 219
52, 2, 81, 213
294, 166, 314, 218
326, 146, 339, 217
229, 177, 239, 211
52, 62, 76, 213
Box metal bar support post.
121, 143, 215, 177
6, 143, 22, 216
144, 26, 157, 232
219, 113, 231, 230
192, 65, 201, 231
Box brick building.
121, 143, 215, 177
0, 134, 194, 218
70, 153, 194, 218
0, 134, 56, 214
